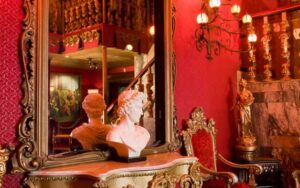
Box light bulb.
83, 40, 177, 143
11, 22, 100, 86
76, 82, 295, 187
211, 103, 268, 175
196, 13, 208, 24
209, 0, 221, 9
149, 25, 155, 36
248, 33, 257, 42
242, 14, 252, 24
231, 5, 240, 15
125, 44, 133, 51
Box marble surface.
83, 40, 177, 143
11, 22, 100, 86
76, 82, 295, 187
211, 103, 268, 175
30, 152, 197, 178
247, 80, 300, 151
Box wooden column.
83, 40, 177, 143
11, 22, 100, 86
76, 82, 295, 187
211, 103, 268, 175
102, 46, 108, 122
102, 0, 106, 24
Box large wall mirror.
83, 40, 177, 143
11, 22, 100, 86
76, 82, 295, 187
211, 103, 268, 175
12, 0, 179, 171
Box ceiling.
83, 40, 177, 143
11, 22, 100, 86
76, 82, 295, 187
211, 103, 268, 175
50, 47, 137, 70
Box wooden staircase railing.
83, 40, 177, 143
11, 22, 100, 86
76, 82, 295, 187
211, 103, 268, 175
106, 57, 155, 123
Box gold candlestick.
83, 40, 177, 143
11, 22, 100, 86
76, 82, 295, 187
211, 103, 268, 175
261, 16, 273, 81
280, 12, 291, 80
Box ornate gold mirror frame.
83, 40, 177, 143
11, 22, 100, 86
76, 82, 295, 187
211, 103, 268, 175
11, 0, 180, 172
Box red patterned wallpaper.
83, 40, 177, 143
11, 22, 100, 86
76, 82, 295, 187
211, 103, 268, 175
0, 0, 24, 187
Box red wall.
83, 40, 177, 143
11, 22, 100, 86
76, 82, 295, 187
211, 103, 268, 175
174, 0, 241, 159
0, 0, 24, 187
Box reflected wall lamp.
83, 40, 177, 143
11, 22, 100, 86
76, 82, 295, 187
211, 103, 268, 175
195, 0, 257, 60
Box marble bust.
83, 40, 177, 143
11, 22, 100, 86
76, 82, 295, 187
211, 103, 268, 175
106, 90, 150, 158
70, 93, 111, 150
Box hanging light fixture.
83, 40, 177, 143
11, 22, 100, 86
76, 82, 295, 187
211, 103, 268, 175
195, 0, 257, 60
242, 13, 252, 24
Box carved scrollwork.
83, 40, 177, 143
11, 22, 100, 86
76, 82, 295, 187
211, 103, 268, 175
23, 176, 77, 188
122, 184, 134, 188
168, 3, 182, 153
93, 179, 108, 188
0, 146, 10, 187
181, 107, 216, 157
179, 162, 203, 188
11, 0, 43, 173
148, 172, 178, 188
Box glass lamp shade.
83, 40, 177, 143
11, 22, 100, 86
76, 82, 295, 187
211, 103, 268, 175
231, 5, 241, 15
209, 0, 221, 8
125, 44, 133, 51
149, 25, 155, 36
248, 33, 257, 42
197, 13, 209, 24
242, 14, 252, 24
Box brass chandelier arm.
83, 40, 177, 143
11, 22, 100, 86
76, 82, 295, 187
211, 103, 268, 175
195, 26, 248, 58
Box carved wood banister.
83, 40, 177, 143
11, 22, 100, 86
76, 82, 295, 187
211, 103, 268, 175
106, 58, 155, 113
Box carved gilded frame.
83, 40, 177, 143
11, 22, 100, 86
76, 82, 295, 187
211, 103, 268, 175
12, 0, 180, 172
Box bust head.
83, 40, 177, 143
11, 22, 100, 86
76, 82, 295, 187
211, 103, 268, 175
117, 90, 146, 123
82, 93, 106, 119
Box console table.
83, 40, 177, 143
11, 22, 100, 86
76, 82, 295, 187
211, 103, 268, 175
24, 152, 201, 188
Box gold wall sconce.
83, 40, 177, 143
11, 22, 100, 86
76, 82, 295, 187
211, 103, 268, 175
195, 0, 257, 61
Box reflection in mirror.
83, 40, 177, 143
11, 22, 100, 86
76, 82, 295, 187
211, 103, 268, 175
48, 0, 156, 155
13, 0, 177, 171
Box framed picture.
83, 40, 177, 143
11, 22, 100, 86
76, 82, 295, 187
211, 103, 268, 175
49, 73, 81, 122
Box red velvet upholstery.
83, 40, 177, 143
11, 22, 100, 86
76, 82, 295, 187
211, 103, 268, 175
192, 130, 249, 188
202, 179, 227, 188
202, 180, 249, 188
192, 130, 216, 171
231, 182, 250, 188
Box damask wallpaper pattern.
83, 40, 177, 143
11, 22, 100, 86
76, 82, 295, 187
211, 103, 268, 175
0, 0, 24, 187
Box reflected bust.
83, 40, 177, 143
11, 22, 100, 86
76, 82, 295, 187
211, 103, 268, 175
106, 90, 150, 158
71, 93, 111, 150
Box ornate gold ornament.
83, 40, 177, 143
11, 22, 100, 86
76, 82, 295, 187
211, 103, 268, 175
23, 176, 77, 188
122, 184, 134, 188
148, 172, 178, 188
261, 16, 273, 81
179, 162, 203, 188
62, 29, 100, 47
93, 179, 108, 188
0, 146, 10, 187
280, 12, 291, 80
11, 0, 42, 173
247, 24, 257, 83
181, 107, 216, 159
236, 79, 256, 148
182, 107, 263, 187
